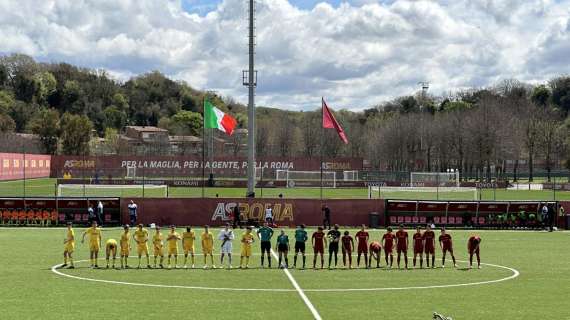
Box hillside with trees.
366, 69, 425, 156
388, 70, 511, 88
0, 53, 569, 180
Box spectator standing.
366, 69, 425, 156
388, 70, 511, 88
265, 206, 273, 224
233, 205, 241, 229
87, 205, 96, 225
128, 200, 138, 225
322, 205, 331, 230
541, 203, 549, 229
97, 201, 104, 226
547, 204, 555, 232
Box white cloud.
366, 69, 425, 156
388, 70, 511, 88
0, 0, 569, 110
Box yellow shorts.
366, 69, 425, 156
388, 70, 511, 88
183, 245, 195, 254
203, 246, 213, 255
64, 243, 75, 253
121, 247, 130, 256
168, 247, 178, 255
137, 244, 148, 255
89, 243, 100, 252
154, 246, 164, 257
241, 246, 252, 257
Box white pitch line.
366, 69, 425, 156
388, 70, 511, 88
270, 249, 322, 320
51, 259, 519, 293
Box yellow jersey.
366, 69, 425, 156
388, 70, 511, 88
120, 232, 130, 249
201, 232, 214, 249
167, 232, 180, 249
134, 228, 149, 244
182, 231, 195, 248
65, 228, 75, 245
84, 227, 102, 245
153, 233, 164, 248
241, 233, 254, 248
106, 239, 118, 248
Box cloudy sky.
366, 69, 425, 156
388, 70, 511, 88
0, 0, 569, 111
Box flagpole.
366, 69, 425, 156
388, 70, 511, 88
202, 97, 206, 198
320, 97, 324, 201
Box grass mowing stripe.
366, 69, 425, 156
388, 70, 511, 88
270, 248, 322, 320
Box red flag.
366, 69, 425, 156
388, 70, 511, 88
322, 98, 348, 144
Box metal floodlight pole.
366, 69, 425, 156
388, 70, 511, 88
245, 0, 257, 197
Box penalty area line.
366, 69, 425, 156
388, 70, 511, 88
270, 249, 322, 320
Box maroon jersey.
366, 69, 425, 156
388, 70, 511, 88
468, 236, 481, 252
395, 230, 408, 250
341, 235, 353, 251
413, 233, 424, 252
423, 230, 435, 249
382, 233, 395, 251
369, 241, 381, 252
355, 231, 369, 247
312, 231, 325, 249
439, 234, 453, 250
355, 231, 369, 253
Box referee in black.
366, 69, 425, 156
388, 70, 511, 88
327, 224, 341, 269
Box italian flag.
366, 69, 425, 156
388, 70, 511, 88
204, 99, 238, 135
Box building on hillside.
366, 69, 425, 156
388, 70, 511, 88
118, 126, 170, 155
169, 135, 203, 155
90, 126, 248, 156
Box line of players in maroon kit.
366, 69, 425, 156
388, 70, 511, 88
308, 224, 482, 269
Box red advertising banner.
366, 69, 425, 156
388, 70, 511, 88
51, 156, 364, 179
120, 198, 384, 227
0, 153, 52, 181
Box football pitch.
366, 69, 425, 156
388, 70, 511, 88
1, 227, 568, 319
1, 178, 570, 200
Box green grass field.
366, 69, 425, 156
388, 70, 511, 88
1, 227, 568, 319
1, 178, 570, 200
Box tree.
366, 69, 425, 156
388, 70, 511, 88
300, 111, 320, 157
112, 93, 129, 111
531, 85, 550, 108
61, 80, 83, 113
0, 54, 38, 86
550, 77, 570, 115
102, 127, 121, 154
519, 100, 541, 182
0, 65, 7, 87
0, 113, 15, 132
256, 118, 271, 157
60, 113, 93, 155
170, 110, 202, 136
13, 73, 40, 103
0, 90, 14, 114
103, 106, 127, 129
9, 100, 38, 132
27, 108, 60, 154
34, 72, 57, 105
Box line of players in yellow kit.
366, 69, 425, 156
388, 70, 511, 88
62, 221, 257, 269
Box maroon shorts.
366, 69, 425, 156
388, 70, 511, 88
424, 246, 435, 254
384, 246, 393, 254
358, 244, 368, 254
442, 246, 453, 253
314, 246, 324, 254
469, 248, 480, 255
414, 246, 424, 254
342, 248, 352, 255
397, 247, 407, 253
